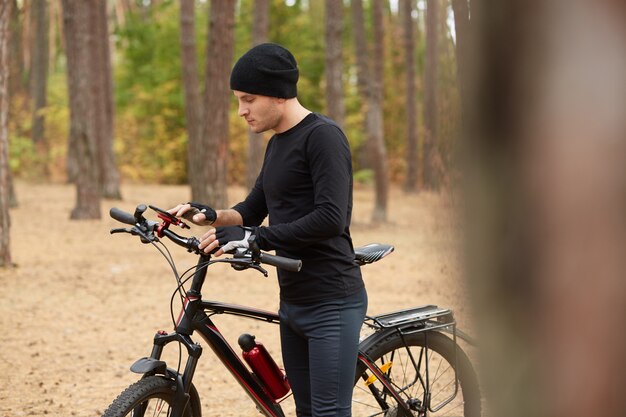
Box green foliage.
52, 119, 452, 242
113, 0, 191, 183
8, 71, 69, 181
268, 0, 325, 112
353, 169, 374, 186
6, 0, 463, 188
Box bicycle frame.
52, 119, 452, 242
131, 255, 457, 417
108, 206, 472, 417
134, 254, 287, 417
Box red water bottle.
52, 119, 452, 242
238, 333, 290, 400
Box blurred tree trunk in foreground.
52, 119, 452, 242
466, 1, 626, 417
245, 0, 269, 191
0, 1, 13, 266
401, 0, 419, 192
325, 0, 344, 128
62, 0, 100, 219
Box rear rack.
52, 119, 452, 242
363, 304, 476, 346
371, 304, 453, 327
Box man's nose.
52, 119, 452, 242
238, 104, 248, 117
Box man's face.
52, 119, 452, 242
233, 90, 283, 134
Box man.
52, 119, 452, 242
170, 43, 366, 417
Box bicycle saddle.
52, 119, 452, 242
354, 243, 394, 265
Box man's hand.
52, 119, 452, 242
167, 202, 217, 226
198, 226, 253, 256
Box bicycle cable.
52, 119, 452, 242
142, 234, 190, 377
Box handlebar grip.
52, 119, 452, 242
110, 207, 136, 225
259, 253, 302, 272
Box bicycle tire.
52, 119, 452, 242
353, 330, 481, 417
101, 376, 201, 417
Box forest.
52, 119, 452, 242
1, 0, 465, 222
2, 1, 626, 417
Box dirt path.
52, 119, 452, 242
0, 182, 470, 417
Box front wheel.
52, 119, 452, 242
353, 330, 481, 417
101, 376, 201, 417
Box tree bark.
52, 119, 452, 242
423, 0, 439, 189
30, 0, 48, 155
64, 1, 78, 183
367, 0, 389, 222
180, 0, 205, 200
350, 0, 370, 171
245, 0, 269, 191
93, 1, 121, 199
0, 1, 13, 266
451, 0, 470, 124
351, 0, 369, 101
200, 0, 235, 207
8, 0, 25, 101
401, 0, 419, 192
325, 0, 345, 128
61, 0, 100, 219
466, 1, 626, 417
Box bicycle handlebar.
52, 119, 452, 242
258, 252, 302, 272
110, 207, 137, 225
109, 205, 302, 273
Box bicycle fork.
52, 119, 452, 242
129, 329, 202, 417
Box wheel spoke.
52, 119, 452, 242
353, 331, 479, 417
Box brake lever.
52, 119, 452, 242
230, 261, 268, 277
229, 251, 269, 277
110, 227, 131, 234
131, 226, 159, 244
250, 263, 269, 277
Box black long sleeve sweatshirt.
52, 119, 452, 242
232, 113, 364, 304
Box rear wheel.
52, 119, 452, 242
101, 376, 201, 417
353, 330, 480, 417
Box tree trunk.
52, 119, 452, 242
401, 0, 419, 192
466, 1, 626, 417
367, 0, 389, 222
200, 0, 235, 207
65, 1, 78, 184
245, 0, 269, 191
423, 0, 439, 189
180, 0, 204, 200
325, 0, 345, 128
93, 1, 121, 199
61, 0, 100, 219
350, 0, 371, 171
351, 0, 369, 101
0, 1, 13, 266
451, 0, 470, 124
8, 0, 25, 101
7, 0, 21, 207
30, 0, 48, 159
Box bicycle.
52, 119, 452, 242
102, 204, 481, 417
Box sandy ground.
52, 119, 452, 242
0, 182, 472, 417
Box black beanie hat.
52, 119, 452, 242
230, 43, 299, 99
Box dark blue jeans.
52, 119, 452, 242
279, 287, 368, 417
